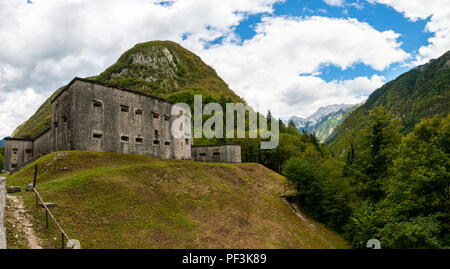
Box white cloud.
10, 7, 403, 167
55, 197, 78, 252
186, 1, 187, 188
323, 0, 346, 7
197, 16, 406, 118
0, 0, 417, 137
0, 0, 280, 137
0, 88, 46, 138
367, 0, 450, 64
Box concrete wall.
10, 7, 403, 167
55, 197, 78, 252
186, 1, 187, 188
3, 139, 33, 171
172, 108, 192, 160
0, 176, 6, 249
191, 144, 242, 163
57, 79, 192, 159
33, 128, 52, 156
4, 78, 242, 170
51, 88, 73, 152
3, 129, 51, 171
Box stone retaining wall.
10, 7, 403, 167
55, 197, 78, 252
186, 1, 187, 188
0, 176, 6, 249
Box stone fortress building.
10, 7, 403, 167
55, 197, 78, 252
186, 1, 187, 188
3, 78, 241, 171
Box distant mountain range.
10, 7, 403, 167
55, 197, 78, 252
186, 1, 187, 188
287, 104, 359, 143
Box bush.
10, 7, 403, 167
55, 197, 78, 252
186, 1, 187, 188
379, 215, 443, 249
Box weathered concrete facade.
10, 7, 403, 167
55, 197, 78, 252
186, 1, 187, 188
50, 78, 192, 159
3, 77, 240, 171
33, 127, 52, 156
3, 138, 34, 170
3, 127, 52, 171
191, 144, 242, 163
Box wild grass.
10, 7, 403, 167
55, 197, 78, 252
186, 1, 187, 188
7, 151, 349, 249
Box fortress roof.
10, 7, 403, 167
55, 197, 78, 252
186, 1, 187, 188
51, 77, 174, 105
5, 126, 51, 142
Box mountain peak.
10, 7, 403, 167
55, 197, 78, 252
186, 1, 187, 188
286, 103, 357, 143
288, 103, 354, 127
307, 104, 354, 124
12, 41, 243, 138
94, 40, 240, 101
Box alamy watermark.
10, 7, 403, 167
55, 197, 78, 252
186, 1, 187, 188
171, 95, 279, 149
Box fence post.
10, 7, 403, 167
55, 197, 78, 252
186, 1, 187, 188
33, 165, 38, 187
33, 175, 79, 249
34, 165, 38, 208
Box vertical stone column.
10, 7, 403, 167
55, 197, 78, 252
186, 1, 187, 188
0, 176, 6, 249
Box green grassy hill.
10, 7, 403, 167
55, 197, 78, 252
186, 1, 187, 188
12, 41, 243, 138
6, 151, 348, 249
328, 50, 450, 155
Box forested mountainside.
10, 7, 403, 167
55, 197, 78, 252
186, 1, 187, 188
328, 50, 450, 156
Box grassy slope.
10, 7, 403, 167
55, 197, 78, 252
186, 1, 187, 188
12, 41, 243, 138
6, 151, 348, 249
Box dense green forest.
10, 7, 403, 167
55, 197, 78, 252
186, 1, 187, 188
328, 50, 450, 156
194, 100, 450, 248
283, 108, 449, 248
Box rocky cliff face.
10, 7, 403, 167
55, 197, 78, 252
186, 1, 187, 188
95, 41, 243, 102
287, 104, 357, 143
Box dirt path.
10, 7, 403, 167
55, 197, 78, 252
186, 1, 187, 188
6, 195, 42, 249
281, 197, 336, 249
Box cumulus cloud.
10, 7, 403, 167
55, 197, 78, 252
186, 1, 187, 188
0, 0, 280, 137
197, 16, 406, 117
0, 89, 46, 138
0, 0, 416, 137
367, 0, 450, 64
323, 0, 346, 7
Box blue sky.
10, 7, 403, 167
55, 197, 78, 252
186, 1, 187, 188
229, 0, 432, 83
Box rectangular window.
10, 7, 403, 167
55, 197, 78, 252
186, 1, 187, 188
152, 112, 160, 119
93, 133, 103, 139
136, 138, 143, 144
93, 100, 102, 108
120, 105, 129, 112
165, 141, 171, 146
213, 152, 220, 156
121, 136, 129, 142
63, 115, 67, 122
153, 140, 160, 145
199, 153, 206, 157
154, 130, 159, 139
135, 109, 143, 115
11, 164, 18, 168
25, 149, 32, 154
185, 138, 189, 144
54, 121, 58, 128
164, 115, 170, 121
